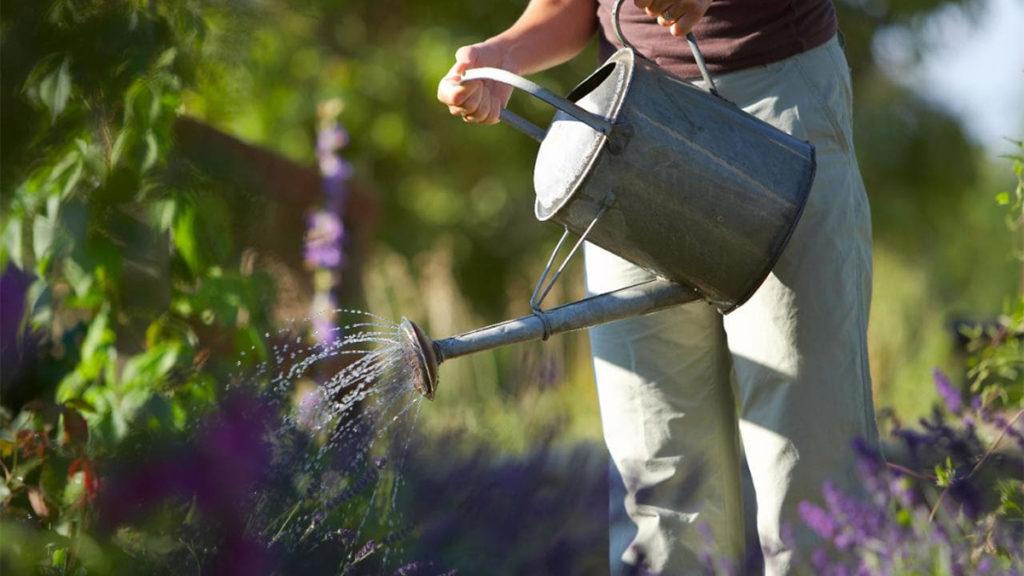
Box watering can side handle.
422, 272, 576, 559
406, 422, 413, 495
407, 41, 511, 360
610, 0, 720, 96
460, 67, 613, 141
498, 110, 547, 143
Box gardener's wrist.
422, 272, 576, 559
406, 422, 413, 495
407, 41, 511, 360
477, 35, 522, 75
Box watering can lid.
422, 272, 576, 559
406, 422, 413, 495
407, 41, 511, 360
534, 49, 635, 221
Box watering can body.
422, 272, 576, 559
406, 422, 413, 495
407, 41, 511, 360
464, 45, 816, 313
541, 48, 815, 312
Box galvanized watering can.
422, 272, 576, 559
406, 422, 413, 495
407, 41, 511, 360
402, 0, 816, 399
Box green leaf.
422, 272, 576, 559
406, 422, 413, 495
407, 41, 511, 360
172, 202, 202, 274
154, 47, 178, 69
74, 138, 106, 181
1, 217, 24, 270
80, 308, 115, 365
934, 456, 954, 488
110, 129, 130, 167
151, 199, 176, 232
142, 131, 159, 172
120, 343, 181, 388
996, 191, 1010, 205
27, 278, 52, 328
37, 57, 72, 122
63, 257, 94, 298
32, 212, 57, 265
46, 148, 79, 185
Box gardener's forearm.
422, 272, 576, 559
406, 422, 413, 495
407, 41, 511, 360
487, 0, 598, 75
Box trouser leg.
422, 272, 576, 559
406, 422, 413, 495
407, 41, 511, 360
586, 243, 745, 574
715, 37, 879, 575
588, 36, 878, 575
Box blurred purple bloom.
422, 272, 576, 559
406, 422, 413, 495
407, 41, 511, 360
799, 501, 836, 540
0, 265, 39, 394
319, 155, 353, 182
306, 114, 352, 347
811, 549, 829, 572
304, 210, 344, 269
316, 124, 349, 155
934, 369, 963, 414
96, 393, 275, 574
946, 476, 983, 519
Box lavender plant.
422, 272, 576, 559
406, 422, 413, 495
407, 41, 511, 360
793, 144, 1024, 576
306, 99, 353, 347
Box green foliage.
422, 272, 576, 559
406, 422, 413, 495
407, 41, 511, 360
1, 2, 272, 570
184, 0, 598, 320
964, 142, 1024, 406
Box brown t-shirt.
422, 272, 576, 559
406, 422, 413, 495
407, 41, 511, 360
596, 0, 837, 79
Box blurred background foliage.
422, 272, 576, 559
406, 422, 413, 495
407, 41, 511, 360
1, 0, 1021, 573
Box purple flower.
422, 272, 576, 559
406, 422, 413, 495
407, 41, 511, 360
96, 394, 275, 573
304, 210, 344, 268
319, 155, 353, 182
933, 369, 963, 414
307, 113, 351, 348
316, 125, 349, 155
0, 265, 39, 391
798, 501, 836, 540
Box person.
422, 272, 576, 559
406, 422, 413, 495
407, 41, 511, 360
437, 1, 878, 574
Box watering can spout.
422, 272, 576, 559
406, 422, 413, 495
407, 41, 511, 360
400, 278, 700, 400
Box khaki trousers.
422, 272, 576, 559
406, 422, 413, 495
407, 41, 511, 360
585, 36, 878, 575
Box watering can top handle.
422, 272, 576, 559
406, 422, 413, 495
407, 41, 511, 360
460, 67, 613, 142
611, 0, 719, 95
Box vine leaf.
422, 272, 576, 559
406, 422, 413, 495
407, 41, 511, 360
36, 56, 73, 122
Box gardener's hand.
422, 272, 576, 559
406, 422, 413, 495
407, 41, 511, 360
437, 42, 515, 125
635, 0, 711, 37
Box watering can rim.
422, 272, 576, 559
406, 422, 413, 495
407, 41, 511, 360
533, 47, 637, 222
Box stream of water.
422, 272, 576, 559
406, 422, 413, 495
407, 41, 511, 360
234, 309, 431, 573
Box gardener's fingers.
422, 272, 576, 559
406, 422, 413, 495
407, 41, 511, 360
456, 81, 487, 115
474, 93, 496, 125
666, 1, 710, 36
438, 44, 489, 110
438, 60, 472, 107
482, 92, 506, 125
634, 0, 711, 36
438, 42, 514, 124
442, 79, 501, 125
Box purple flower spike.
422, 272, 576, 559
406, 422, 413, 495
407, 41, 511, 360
933, 369, 963, 414
798, 501, 836, 540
